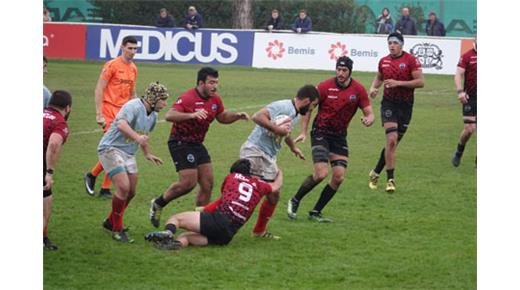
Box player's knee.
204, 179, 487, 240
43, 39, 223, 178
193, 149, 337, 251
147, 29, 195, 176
116, 182, 130, 196
180, 178, 197, 192
465, 124, 476, 135
314, 168, 328, 182
331, 173, 344, 186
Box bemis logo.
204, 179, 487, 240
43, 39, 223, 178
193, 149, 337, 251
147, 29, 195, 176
266, 39, 285, 60
328, 42, 348, 60
100, 29, 239, 64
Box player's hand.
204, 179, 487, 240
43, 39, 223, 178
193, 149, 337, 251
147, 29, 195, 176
96, 114, 106, 129
361, 115, 375, 127
369, 87, 378, 99
458, 91, 469, 104
384, 79, 400, 88
294, 133, 306, 143
44, 174, 53, 191
136, 135, 149, 146
236, 112, 250, 121
273, 123, 291, 136
145, 153, 163, 165
192, 109, 208, 120
291, 147, 305, 160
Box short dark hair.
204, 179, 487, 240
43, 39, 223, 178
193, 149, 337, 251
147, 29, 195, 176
48, 90, 72, 109
122, 36, 138, 46
296, 85, 319, 102
197, 67, 219, 84
230, 159, 251, 175
43, 56, 48, 63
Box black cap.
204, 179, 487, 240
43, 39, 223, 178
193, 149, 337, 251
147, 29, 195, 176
336, 56, 353, 71
387, 32, 404, 43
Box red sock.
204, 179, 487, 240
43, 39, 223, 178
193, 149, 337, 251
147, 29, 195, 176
43, 226, 47, 238
101, 173, 112, 190
90, 161, 103, 177
110, 196, 126, 232
253, 199, 277, 234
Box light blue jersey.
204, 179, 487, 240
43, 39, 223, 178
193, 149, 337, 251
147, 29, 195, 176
98, 99, 157, 156
43, 85, 51, 108
247, 99, 300, 157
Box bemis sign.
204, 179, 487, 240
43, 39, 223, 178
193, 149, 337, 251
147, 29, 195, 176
253, 33, 385, 71
86, 25, 254, 66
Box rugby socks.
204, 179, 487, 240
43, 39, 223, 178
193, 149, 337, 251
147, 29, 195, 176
293, 175, 320, 202
387, 169, 395, 180
253, 199, 277, 234
312, 184, 337, 213
90, 161, 103, 177
109, 195, 126, 232
374, 148, 386, 174
101, 173, 112, 190
165, 223, 177, 234
154, 195, 168, 208
455, 143, 465, 157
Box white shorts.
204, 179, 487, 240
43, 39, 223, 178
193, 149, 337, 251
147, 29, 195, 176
98, 147, 138, 178
239, 141, 278, 181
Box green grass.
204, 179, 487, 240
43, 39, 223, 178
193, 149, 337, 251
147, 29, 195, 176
44, 59, 476, 289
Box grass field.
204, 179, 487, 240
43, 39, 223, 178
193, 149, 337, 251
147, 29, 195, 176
43, 59, 476, 289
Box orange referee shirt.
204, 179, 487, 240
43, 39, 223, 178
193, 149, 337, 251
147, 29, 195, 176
100, 56, 137, 129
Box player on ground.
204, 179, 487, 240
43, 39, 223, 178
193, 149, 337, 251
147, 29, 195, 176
84, 36, 138, 198
288, 56, 374, 222
149, 67, 249, 228
240, 85, 319, 239
367, 32, 424, 193
44, 91, 73, 250
452, 38, 477, 167
99, 82, 168, 243
144, 159, 282, 250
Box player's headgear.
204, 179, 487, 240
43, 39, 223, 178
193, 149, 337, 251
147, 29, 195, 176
387, 32, 404, 45
336, 56, 353, 72
143, 81, 169, 110
229, 159, 251, 176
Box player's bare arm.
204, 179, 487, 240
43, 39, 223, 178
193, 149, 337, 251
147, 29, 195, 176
294, 110, 312, 143
165, 108, 208, 122
216, 110, 250, 124
44, 133, 64, 190
384, 69, 424, 89
361, 106, 375, 127
252, 108, 290, 136
284, 136, 305, 160
94, 77, 109, 127
369, 72, 384, 98
454, 67, 468, 104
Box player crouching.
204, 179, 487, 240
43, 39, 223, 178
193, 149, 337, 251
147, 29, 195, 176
99, 82, 168, 243
145, 159, 282, 250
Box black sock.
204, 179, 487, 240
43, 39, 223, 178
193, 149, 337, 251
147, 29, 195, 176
387, 169, 394, 180
374, 148, 386, 174
165, 223, 177, 234
312, 184, 337, 213
154, 195, 168, 208
294, 175, 320, 202
456, 143, 465, 156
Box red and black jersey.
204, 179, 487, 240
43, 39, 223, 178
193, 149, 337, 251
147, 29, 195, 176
43, 107, 69, 155
457, 48, 477, 97
169, 88, 225, 143
378, 51, 422, 103
312, 77, 370, 136
217, 173, 272, 227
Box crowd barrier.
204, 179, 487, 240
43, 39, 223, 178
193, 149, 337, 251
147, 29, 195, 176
44, 22, 473, 75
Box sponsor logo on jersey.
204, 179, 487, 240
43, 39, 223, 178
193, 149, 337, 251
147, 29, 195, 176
211, 104, 218, 111
349, 95, 357, 102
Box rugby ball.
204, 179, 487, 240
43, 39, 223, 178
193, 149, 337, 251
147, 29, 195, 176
267, 114, 291, 140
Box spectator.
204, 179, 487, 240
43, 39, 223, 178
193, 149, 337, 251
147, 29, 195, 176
425, 11, 446, 36
291, 9, 312, 33
181, 6, 203, 30
395, 7, 417, 35
266, 9, 284, 31
155, 8, 175, 28
375, 7, 393, 34
43, 5, 52, 22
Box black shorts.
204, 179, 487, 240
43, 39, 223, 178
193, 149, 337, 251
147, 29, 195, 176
43, 159, 52, 198
380, 98, 414, 134
200, 211, 238, 245
310, 131, 349, 163
168, 139, 211, 172
462, 96, 477, 117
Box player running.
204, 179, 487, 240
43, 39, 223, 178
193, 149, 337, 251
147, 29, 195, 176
144, 159, 282, 250
99, 82, 168, 243
84, 36, 138, 198
367, 32, 424, 193
288, 56, 374, 222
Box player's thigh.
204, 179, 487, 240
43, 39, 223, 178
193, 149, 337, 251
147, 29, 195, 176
177, 168, 198, 189
329, 154, 348, 176
197, 162, 214, 188
383, 121, 399, 141
174, 211, 201, 233
111, 172, 130, 192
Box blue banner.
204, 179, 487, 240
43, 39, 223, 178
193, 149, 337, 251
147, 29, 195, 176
86, 25, 254, 66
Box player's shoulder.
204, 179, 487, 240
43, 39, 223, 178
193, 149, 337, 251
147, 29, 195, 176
318, 77, 336, 89
350, 79, 368, 92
